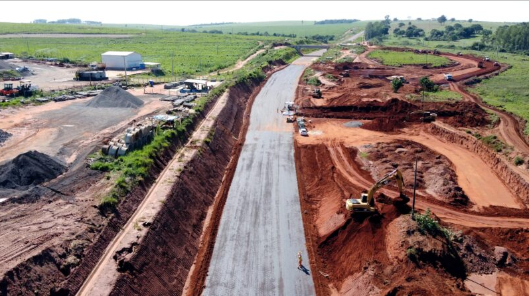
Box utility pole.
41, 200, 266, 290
123, 56, 128, 87
172, 52, 175, 82
411, 158, 418, 220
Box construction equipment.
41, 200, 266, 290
345, 169, 408, 212
286, 116, 295, 123
444, 73, 453, 81
0, 83, 18, 97
477, 61, 485, 69
312, 88, 322, 99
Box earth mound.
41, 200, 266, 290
0, 150, 66, 189
86, 86, 143, 109
0, 60, 17, 70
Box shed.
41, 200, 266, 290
101, 51, 144, 70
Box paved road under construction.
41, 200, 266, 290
203, 50, 326, 295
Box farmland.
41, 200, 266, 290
107, 21, 368, 39
0, 30, 276, 75
368, 49, 451, 66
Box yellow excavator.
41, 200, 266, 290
346, 169, 408, 212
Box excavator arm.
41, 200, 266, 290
346, 169, 407, 212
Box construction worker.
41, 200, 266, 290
297, 251, 303, 269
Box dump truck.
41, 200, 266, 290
312, 88, 322, 99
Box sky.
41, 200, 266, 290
4, 1, 529, 26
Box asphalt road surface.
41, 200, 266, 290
203, 51, 325, 296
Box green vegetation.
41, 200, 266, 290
0, 22, 140, 34
406, 247, 418, 262
359, 151, 369, 159
415, 209, 455, 241
469, 54, 529, 134
365, 17, 391, 41
391, 78, 404, 93
514, 156, 524, 166
513, 155, 524, 166
410, 90, 462, 102
472, 133, 512, 154
367, 50, 451, 67
0, 32, 269, 76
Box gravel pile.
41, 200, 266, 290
0, 129, 11, 146
0, 60, 17, 70
0, 150, 66, 189
344, 121, 363, 128
86, 86, 144, 109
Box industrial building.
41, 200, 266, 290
101, 51, 144, 70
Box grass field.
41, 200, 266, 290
0, 30, 276, 76
106, 21, 367, 40
368, 50, 451, 66
0, 22, 141, 34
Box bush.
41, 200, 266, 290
306, 77, 321, 86
391, 78, 404, 93
514, 156, 524, 166
415, 209, 455, 240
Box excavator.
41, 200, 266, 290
345, 169, 409, 212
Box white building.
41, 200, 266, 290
101, 51, 143, 70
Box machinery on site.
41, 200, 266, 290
312, 88, 322, 99
477, 61, 485, 69
345, 169, 409, 212
444, 73, 453, 81
0, 83, 17, 97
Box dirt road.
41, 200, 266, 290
300, 120, 522, 209
449, 82, 528, 154
76, 91, 230, 296
323, 140, 528, 229
203, 52, 325, 295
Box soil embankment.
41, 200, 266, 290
427, 123, 529, 207
108, 79, 261, 295
0, 92, 217, 295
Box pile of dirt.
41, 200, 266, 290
361, 140, 470, 207
86, 86, 143, 109
0, 129, 11, 146
362, 116, 406, 132
0, 60, 17, 70
0, 150, 66, 189
426, 101, 490, 127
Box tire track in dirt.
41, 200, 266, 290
319, 140, 527, 229
449, 82, 528, 154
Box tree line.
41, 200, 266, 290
314, 19, 359, 25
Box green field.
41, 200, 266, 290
0, 22, 141, 34
106, 21, 367, 40
0, 30, 277, 76
368, 50, 451, 66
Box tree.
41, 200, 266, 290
393, 17, 398, 22
398, 22, 405, 28
384, 15, 391, 25
416, 18, 422, 21
419, 77, 438, 92
437, 15, 447, 25
454, 23, 463, 29
470, 24, 483, 34
468, 19, 473, 22
450, 18, 456, 22
391, 78, 404, 93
